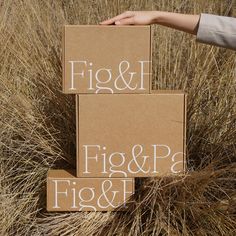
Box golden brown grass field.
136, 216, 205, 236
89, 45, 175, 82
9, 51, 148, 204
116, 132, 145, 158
0, 0, 236, 235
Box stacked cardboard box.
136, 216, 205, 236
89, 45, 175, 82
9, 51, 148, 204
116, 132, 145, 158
47, 25, 187, 211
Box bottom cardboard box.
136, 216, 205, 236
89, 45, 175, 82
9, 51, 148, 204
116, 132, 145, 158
47, 169, 134, 211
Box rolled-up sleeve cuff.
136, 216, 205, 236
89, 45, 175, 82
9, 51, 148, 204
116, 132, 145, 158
196, 13, 236, 50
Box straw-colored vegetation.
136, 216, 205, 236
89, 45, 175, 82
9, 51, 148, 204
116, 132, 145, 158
0, 0, 235, 235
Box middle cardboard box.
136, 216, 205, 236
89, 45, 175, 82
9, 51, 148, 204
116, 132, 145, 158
76, 90, 187, 178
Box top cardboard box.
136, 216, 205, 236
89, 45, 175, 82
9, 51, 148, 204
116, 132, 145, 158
62, 25, 152, 94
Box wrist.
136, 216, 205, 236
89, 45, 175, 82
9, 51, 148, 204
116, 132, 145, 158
152, 11, 167, 24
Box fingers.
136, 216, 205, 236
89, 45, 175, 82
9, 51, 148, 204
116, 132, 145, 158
115, 17, 134, 25
100, 11, 134, 25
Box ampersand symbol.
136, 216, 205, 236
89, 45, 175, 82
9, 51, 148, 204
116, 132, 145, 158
114, 61, 137, 90
128, 144, 150, 174
97, 180, 119, 209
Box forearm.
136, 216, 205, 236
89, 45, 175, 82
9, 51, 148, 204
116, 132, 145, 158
153, 12, 200, 35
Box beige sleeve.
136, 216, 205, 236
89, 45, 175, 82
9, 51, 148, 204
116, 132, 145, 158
196, 13, 236, 51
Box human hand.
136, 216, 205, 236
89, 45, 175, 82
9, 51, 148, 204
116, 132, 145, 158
100, 11, 158, 25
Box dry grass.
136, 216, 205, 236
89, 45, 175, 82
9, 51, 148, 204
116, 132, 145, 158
0, 0, 236, 235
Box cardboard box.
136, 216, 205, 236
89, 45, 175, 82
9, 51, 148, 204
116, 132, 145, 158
76, 91, 187, 177
62, 25, 152, 94
47, 169, 134, 211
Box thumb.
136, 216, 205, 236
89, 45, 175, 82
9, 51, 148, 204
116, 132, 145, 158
115, 17, 134, 25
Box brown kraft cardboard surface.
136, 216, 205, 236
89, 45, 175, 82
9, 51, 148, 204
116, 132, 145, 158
76, 91, 187, 177
47, 169, 134, 211
62, 25, 152, 94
